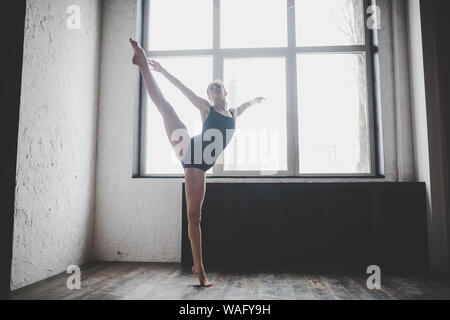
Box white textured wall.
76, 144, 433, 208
11, 0, 102, 289
94, 0, 182, 262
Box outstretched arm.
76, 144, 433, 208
234, 97, 266, 117
148, 59, 210, 113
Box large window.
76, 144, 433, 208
141, 0, 376, 177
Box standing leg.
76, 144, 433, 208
130, 39, 190, 157
184, 168, 212, 287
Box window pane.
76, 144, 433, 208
148, 0, 212, 50
295, 0, 364, 46
221, 0, 287, 48
297, 53, 371, 174
223, 58, 287, 173
146, 57, 213, 174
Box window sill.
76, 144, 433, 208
133, 174, 389, 182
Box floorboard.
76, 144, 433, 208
8, 262, 450, 300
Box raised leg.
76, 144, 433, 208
184, 168, 212, 287
130, 39, 190, 158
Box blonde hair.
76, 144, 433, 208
206, 80, 225, 96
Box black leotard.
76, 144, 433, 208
181, 105, 236, 172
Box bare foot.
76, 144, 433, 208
129, 38, 147, 67
192, 266, 213, 287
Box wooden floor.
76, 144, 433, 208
9, 262, 450, 300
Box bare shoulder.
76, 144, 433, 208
197, 98, 211, 113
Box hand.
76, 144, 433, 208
148, 59, 164, 73
253, 97, 266, 104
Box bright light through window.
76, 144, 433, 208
297, 53, 371, 174
296, 0, 364, 46
148, 0, 212, 50
142, 0, 375, 176
221, 0, 287, 48
223, 58, 287, 172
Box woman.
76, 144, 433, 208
130, 38, 265, 287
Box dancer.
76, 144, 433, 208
130, 38, 265, 287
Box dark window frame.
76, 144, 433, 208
135, 0, 381, 179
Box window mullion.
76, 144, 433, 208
212, 0, 224, 176
213, 54, 224, 176
287, 0, 296, 47
363, 0, 378, 175
286, 54, 299, 177
213, 0, 220, 51
287, 0, 299, 176
140, 0, 151, 175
